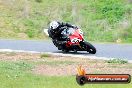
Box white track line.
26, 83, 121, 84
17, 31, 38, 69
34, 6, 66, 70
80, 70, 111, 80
0, 49, 40, 53
0, 49, 132, 63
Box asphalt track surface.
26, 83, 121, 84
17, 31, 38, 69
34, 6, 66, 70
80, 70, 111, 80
0, 39, 132, 60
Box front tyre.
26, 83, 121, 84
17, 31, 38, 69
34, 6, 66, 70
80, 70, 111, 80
82, 41, 96, 54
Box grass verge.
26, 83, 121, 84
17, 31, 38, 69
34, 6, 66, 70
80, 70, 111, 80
0, 52, 131, 88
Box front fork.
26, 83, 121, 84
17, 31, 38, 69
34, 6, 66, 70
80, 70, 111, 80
79, 41, 86, 50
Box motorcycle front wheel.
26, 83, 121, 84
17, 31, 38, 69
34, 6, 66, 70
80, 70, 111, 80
81, 41, 96, 54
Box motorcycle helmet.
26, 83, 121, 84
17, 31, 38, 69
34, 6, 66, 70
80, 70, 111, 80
49, 21, 59, 29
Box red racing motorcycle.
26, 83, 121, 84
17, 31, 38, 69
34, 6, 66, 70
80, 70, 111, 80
55, 27, 96, 54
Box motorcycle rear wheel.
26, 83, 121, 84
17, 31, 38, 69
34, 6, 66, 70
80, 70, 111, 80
62, 49, 69, 52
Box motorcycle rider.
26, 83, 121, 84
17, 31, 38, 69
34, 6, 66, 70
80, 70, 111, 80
48, 21, 77, 49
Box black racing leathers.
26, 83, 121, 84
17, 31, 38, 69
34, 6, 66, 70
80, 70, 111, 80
48, 22, 75, 49
48, 22, 75, 39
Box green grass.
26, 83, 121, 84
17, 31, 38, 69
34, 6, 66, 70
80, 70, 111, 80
0, 0, 132, 43
107, 58, 128, 64
0, 61, 131, 88
40, 53, 51, 58
1, 75, 132, 88
0, 61, 34, 77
